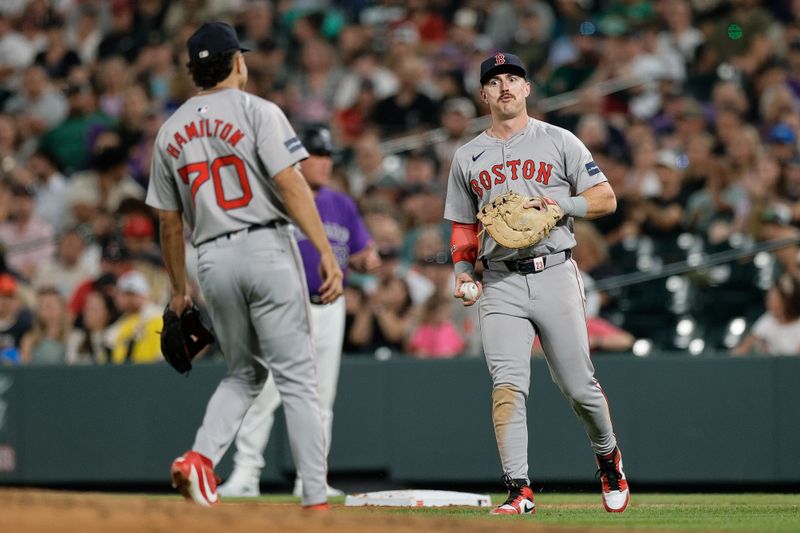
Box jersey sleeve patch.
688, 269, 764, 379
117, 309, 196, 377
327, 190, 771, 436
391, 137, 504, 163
284, 136, 304, 153
585, 161, 601, 176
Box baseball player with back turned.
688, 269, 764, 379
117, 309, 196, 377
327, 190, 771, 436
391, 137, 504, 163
145, 22, 342, 509
444, 53, 629, 515
219, 125, 380, 498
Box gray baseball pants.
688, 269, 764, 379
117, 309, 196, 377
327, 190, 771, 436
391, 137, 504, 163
190, 225, 327, 505
479, 257, 617, 484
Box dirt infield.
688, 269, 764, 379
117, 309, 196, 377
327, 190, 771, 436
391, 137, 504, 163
0, 488, 588, 533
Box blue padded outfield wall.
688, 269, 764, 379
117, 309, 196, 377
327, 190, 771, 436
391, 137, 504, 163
0, 355, 798, 486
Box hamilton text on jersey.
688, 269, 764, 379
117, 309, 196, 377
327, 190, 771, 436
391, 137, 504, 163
165, 119, 245, 159
470, 159, 554, 198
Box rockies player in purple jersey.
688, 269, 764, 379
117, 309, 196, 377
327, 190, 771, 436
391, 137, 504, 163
444, 53, 629, 515
218, 125, 379, 498
145, 22, 342, 509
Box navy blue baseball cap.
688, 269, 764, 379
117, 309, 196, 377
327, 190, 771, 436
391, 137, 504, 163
480, 52, 527, 85
301, 126, 335, 156
187, 22, 249, 62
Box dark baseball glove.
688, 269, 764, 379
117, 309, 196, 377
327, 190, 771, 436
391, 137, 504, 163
161, 304, 215, 374
477, 191, 563, 249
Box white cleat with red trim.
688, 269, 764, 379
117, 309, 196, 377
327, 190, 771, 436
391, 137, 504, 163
490, 475, 536, 515
596, 447, 630, 513
171, 451, 220, 507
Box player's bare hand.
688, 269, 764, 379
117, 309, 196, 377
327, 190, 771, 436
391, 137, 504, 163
523, 197, 544, 210
318, 251, 344, 303
169, 294, 192, 315
454, 273, 482, 307
523, 196, 564, 219
523, 196, 558, 211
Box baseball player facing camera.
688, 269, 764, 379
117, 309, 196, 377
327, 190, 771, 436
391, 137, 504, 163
444, 53, 629, 515
146, 22, 342, 509
219, 125, 380, 498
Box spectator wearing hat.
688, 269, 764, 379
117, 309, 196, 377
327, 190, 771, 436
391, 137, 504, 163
121, 214, 159, 264
19, 287, 72, 365
0, 272, 32, 365
68, 238, 131, 317
106, 270, 162, 364
0, 182, 55, 279
766, 123, 799, 165
121, 212, 170, 306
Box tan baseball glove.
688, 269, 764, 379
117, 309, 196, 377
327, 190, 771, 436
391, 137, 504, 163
477, 191, 564, 249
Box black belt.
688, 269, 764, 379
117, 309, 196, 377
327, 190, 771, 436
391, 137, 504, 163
309, 294, 325, 305
482, 249, 572, 274
198, 220, 286, 246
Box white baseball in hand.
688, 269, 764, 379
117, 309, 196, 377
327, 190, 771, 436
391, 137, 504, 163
461, 282, 480, 301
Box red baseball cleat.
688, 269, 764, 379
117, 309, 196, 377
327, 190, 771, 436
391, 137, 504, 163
490, 475, 536, 515
303, 502, 330, 510
596, 447, 630, 513
171, 451, 220, 507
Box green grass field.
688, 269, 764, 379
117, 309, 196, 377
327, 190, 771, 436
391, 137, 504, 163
215, 492, 800, 532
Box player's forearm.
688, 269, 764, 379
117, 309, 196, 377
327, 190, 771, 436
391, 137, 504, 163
275, 167, 335, 257
158, 209, 188, 297
451, 222, 480, 277
570, 182, 617, 220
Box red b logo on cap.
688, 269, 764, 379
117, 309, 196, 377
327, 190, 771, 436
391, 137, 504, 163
495, 53, 505, 65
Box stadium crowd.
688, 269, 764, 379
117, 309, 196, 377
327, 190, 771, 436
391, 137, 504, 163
0, 0, 799, 365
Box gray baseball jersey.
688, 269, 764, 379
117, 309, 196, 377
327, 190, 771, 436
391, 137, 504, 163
444, 116, 618, 486
145, 88, 328, 506
444, 117, 607, 260
146, 89, 308, 244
